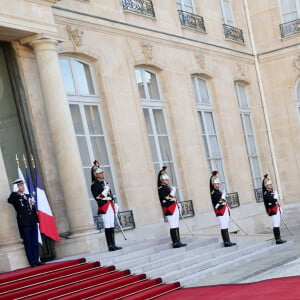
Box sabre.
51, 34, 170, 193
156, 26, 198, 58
114, 210, 127, 240
229, 215, 248, 235
280, 214, 293, 236
177, 202, 194, 235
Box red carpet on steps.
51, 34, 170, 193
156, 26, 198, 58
1, 258, 299, 299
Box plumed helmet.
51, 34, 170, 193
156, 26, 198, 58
157, 166, 169, 187
262, 173, 272, 191
209, 170, 220, 192
91, 160, 103, 182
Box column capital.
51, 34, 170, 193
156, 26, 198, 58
20, 33, 63, 48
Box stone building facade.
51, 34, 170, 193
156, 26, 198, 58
0, 0, 299, 271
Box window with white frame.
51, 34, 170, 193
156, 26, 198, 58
176, 0, 194, 13
219, 0, 234, 26
279, 0, 300, 22
135, 68, 181, 197
296, 80, 300, 119
235, 83, 261, 189
59, 57, 119, 214
192, 76, 227, 191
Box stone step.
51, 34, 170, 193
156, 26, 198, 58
178, 240, 294, 287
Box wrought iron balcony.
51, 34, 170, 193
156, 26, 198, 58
178, 10, 206, 32
223, 24, 244, 43
280, 19, 300, 37
94, 210, 135, 232
254, 188, 263, 203
122, 0, 155, 18
226, 192, 240, 208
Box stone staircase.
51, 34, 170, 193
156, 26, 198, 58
66, 233, 295, 288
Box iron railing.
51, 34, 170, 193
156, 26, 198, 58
178, 10, 206, 32
280, 19, 300, 37
122, 0, 155, 18
226, 192, 240, 208
164, 200, 195, 222
223, 24, 244, 43
94, 210, 135, 232
254, 188, 263, 203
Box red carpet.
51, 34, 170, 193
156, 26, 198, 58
157, 276, 300, 300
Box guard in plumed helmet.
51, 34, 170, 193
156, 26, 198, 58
157, 166, 186, 248
210, 171, 236, 247
262, 174, 286, 244
91, 160, 122, 251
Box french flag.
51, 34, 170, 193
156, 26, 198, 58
35, 169, 60, 241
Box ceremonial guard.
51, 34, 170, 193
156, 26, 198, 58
157, 166, 186, 248
210, 171, 236, 247
262, 174, 286, 244
8, 179, 42, 267
91, 161, 122, 251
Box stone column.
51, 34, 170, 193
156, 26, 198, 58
0, 152, 28, 271
28, 37, 95, 236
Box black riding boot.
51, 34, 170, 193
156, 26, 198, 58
273, 227, 286, 244
110, 228, 122, 251
105, 228, 114, 251
170, 228, 177, 248
175, 228, 187, 248
221, 229, 236, 247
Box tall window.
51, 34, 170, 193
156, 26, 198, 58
192, 76, 227, 190
59, 57, 118, 214
296, 80, 300, 120
279, 0, 300, 22
176, 0, 194, 13
135, 68, 180, 195
235, 83, 261, 189
219, 0, 234, 26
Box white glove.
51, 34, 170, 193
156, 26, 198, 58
221, 191, 226, 200
102, 185, 110, 197
170, 186, 176, 197
114, 203, 119, 213
273, 191, 279, 200
177, 202, 182, 214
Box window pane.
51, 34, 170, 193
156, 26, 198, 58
198, 112, 205, 134
145, 71, 160, 100
209, 135, 221, 157
176, 0, 182, 10
223, 0, 234, 25
250, 157, 261, 178
153, 109, 167, 134
149, 136, 159, 161
243, 114, 253, 135
198, 78, 210, 104
204, 112, 216, 134
74, 60, 95, 95
76, 136, 90, 166
84, 105, 104, 135
280, 0, 298, 22
237, 84, 248, 108
135, 69, 146, 99
143, 108, 153, 134
158, 136, 172, 161
60, 58, 76, 94
91, 136, 110, 165
247, 135, 257, 156
70, 104, 84, 134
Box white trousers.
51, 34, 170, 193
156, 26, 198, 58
102, 204, 115, 228
166, 205, 179, 228
271, 210, 281, 227
217, 206, 230, 229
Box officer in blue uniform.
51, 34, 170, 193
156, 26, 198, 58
8, 179, 42, 267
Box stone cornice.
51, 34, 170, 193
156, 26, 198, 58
26, 0, 61, 5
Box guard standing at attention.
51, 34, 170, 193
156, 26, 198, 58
210, 171, 236, 247
262, 174, 286, 244
157, 166, 186, 248
8, 179, 42, 267
91, 160, 122, 251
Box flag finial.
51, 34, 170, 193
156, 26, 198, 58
31, 154, 36, 169
16, 154, 20, 168
23, 154, 28, 169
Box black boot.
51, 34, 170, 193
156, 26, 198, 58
110, 228, 122, 251
273, 227, 286, 244
170, 228, 186, 248
221, 229, 236, 247
105, 228, 114, 251
175, 228, 186, 248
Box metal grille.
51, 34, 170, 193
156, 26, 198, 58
226, 192, 240, 208
223, 24, 244, 43
280, 19, 300, 37
94, 210, 135, 232
164, 200, 195, 222
254, 188, 263, 203
122, 0, 155, 17
178, 10, 206, 32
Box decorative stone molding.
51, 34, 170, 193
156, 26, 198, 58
236, 62, 246, 78
194, 51, 205, 69
294, 55, 300, 72
141, 41, 153, 61
66, 25, 84, 49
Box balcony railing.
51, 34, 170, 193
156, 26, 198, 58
122, 0, 155, 18
254, 188, 263, 203
94, 210, 135, 232
280, 19, 300, 37
178, 10, 206, 32
223, 24, 244, 43
226, 192, 240, 208
164, 200, 195, 222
